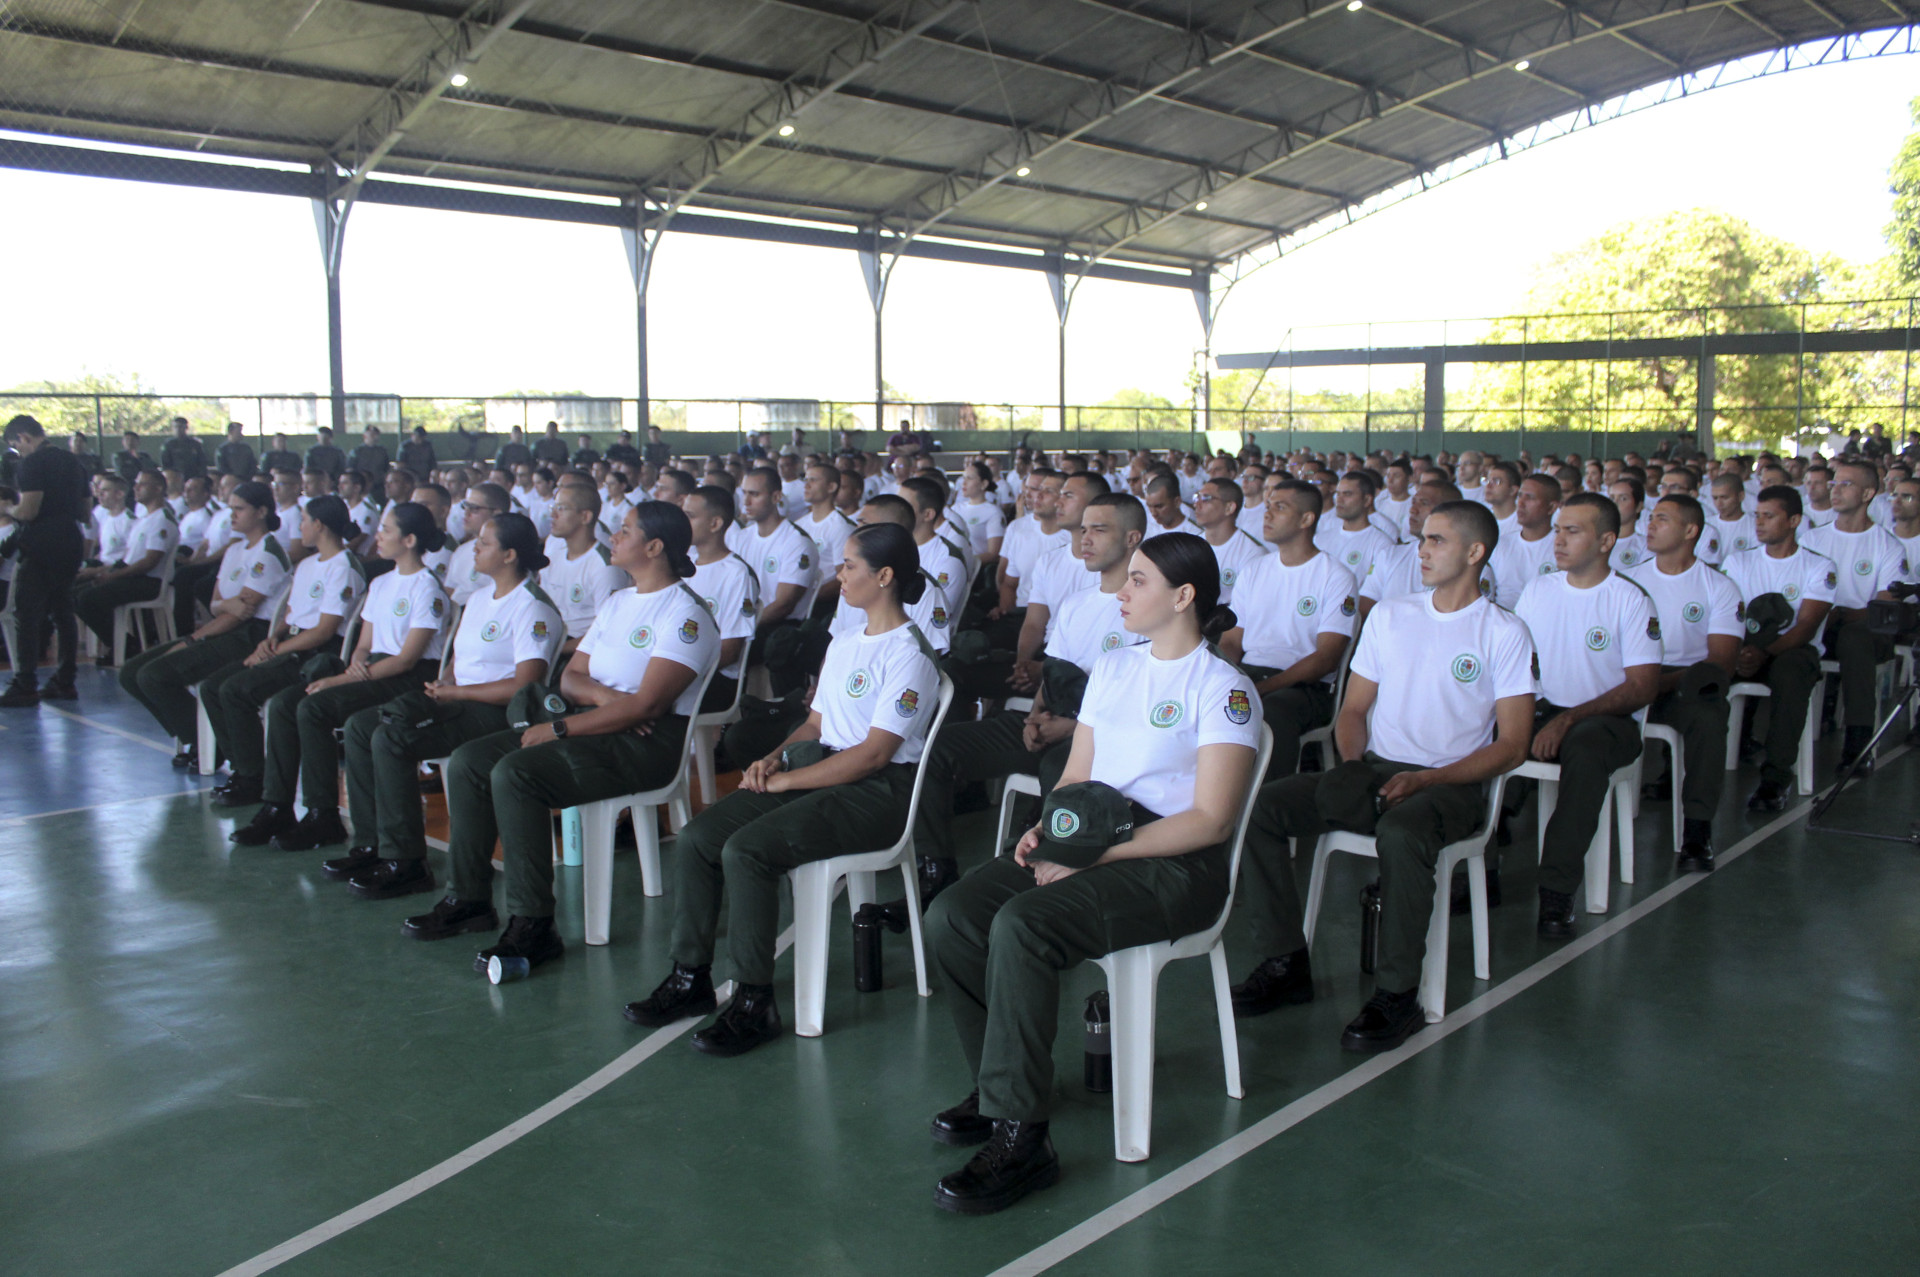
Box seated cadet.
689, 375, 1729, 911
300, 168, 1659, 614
1192, 477, 1268, 604
1703, 474, 1756, 567
405, 502, 716, 968
444, 483, 512, 607
1315, 470, 1398, 582
1219, 479, 1356, 788
230, 510, 457, 852
201, 497, 367, 809
730, 464, 818, 694
119, 482, 291, 770
922, 533, 1260, 1214
1608, 477, 1651, 569
798, 461, 857, 616
1489, 472, 1561, 608
911, 492, 1147, 901
1625, 495, 1742, 871
72, 468, 179, 658
681, 484, 760, 713
1802, 457, 1909, 771
1358, 478, 1500, 617
1721, 486, 1836, 811
1236, 502, 1532, 1043
1512, 493, 1662, 936
328, 511, 556, 894
621, 523, 940, 1054
900, 475, 970, 627
537, 481, 629, 673
1007, 472, 1102, 693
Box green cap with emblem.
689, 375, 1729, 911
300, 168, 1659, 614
1738, 592, 1794, 650
1031, 781, 1135, 869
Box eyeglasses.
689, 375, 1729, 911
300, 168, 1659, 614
460, 501, 501, 515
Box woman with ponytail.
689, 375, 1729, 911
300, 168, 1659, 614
199, 495, 368, 808
120, 480, 291, 768
229, 500, 459, 851
315, 509, 561, 898
922, 530, 1262, 1216
622, 521, 942, 1055
399, 502, 714, 969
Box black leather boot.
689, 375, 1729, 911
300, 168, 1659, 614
229, 802, 297, 846
929, 1090, 994, 1147
473, 915, 564, 973
623, 963, 718, 1026
932, 1119, 1059, 1214
1230, 947, 1314, 1017
689, 983, 783, 1057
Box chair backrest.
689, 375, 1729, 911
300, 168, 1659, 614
336, 588, 369, 659
1325, 614, 1363, 720
895, 672, 959, 849
1222, 724, 1276, 901
695, 638, 750, 727
675, 647, 725, 770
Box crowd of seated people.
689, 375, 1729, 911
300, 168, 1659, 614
9, 417, 1917, 1216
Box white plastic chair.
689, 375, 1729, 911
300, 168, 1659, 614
1296, 626, 1360, 772
1637, 722, 1685, 859
193, 579, 291, 777
689, 657, 749, 805
1724, 682, 1817, 795
1511, 754, 1638, 911
1091, 724, 1273, 1163
565, 653, 720, 946
1302, 770, 1513, 1027
787, 673, 957, 1038
1817, 655, 1897, 741
986, 696, 1040, 851
112, 551, 178, 666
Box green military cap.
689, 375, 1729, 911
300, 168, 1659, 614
507, 681, 573, 730
1032, 781, 1135, 869
1738, 592, 1794, 650
946, 629, 993, 666
1040, 656, 1090, 719
1674, 661, 1727, 701
1317, 759, 1387, 833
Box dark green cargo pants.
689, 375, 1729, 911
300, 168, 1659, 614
118, 622, 267, 744
1647, 662, 1731, 821
444, 719, 689, 918
1749, 644, 1822, 788
927, 845, 1229, 1123
669, 764, 915, 986
343, 698, 506, 860
913, 711, 1072, 863
1243, 758, 1483, 993
260, 658, 432, 809
1824, 620, 1895, 729
1242, 668, 1334, 780
199, 652, 304, 780
1533, 707, 1641, 897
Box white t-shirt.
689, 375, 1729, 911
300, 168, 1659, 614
274, 503, 305, 557
362, 566, 450, 661
283, 549, 366, 632
199, 506, 236, 559
1515, 571, 1662, 708
1206, 528, 1270, 605
1351, 592, 1535, 769
737, 520, 818, 617
1801, 504, 1837, 531
451, 578, 564, 686
91, 506, 132, 563
1234, 503, 1266, 543
445, 540, 489, 606
1230, 551, 1358, 680
801, 507, 858, 575
1359, 540, 1500, 607
1897, 530, 1920, 580
1047, 585, 1145, 671
178, 503, 214, 554
1801, 524, 1909, 610
1316, 521, 1397, 585
1720, 544, 1839, 613
349, 497, 383, 541
780, 477, 808, 518
949, 498, 1006, 559
1624, 557, 1744, 668
1003, 518, 1070, 607
1375, 492, 1413, 536
689, 552, 760, 679
215, 534, 292, 621
1868, 491, 1895, 528
830, 572, 954, 654
813, 622, 941, 763
1490, 529, 1559, 609
1609, 531, 1651, 572
1705, 513, 1758, 563
123, 505, 181, 577
539, 537, 630, 640
1079, 641, 1260, 819
918, 533, 969, 624
1143, 515, 1202, 542
524, 492, 555, 540
576, 582, 718, 715
423, 543, 454, 585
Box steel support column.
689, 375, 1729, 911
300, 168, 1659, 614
1696, 351, 1716, 457
311, 162, 349, 434
1422, 356, 1446, 454
621, 197, 665, 429
858, 229, 892, 435
1191, 267, 1214, 447
1046, 255, 1070, 430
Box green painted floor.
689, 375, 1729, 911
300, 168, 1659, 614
2, 668, 1916, 1276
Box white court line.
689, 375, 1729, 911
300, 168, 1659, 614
0, 785, 215, 827
214, 925, 798, 1277
40, 705, 176, 754
987, 751, 1909, 1277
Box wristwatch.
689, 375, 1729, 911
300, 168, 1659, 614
551, 718, 569, 738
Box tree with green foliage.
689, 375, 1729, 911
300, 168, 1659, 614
3, 371, 224, 443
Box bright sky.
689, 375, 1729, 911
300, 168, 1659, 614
0, 51, 1914, 414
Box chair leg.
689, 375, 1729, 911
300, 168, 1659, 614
1106, 952, 1160, 1163
1206, 943, 1243, 1099
112, 609, 127, 668
1466, 853, 1491, 980
1795, 692, 1817, 796
633, 803, 664, 899
1614, 777, 1635, 886
1666, 740, 1684, 866
694, 725, 719, 805
195, 696, 218, 776
992, 783, 1018, 858
899, 859, 930, 998
1417, 856, 1453, 1024
579, 803, 619, 946
1535, 778, 1559, 864
1300, 835, 1335, 948
789, 862, 839, 1038
845, 869, 877, 915
1584, 791, 1611, 915
1724, 698, 1746, 770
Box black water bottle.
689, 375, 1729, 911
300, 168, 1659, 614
1083, 991, 1112, 1093
1359, 879, 1382, 974
852, 904, 883, 993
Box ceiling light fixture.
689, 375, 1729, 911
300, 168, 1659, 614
1346, 1, 1363, 11
448, 71, 469, 87
777, 123, 796, 137
1514, 59, 1531, 71
1195, 200, 1209, 211
1015, 165, 1031, 177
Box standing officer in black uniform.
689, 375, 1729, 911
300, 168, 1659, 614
159, 418, 207, 482
216, 422, 256, 480
0, 416, 90, 707
306, 427, 346, 481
